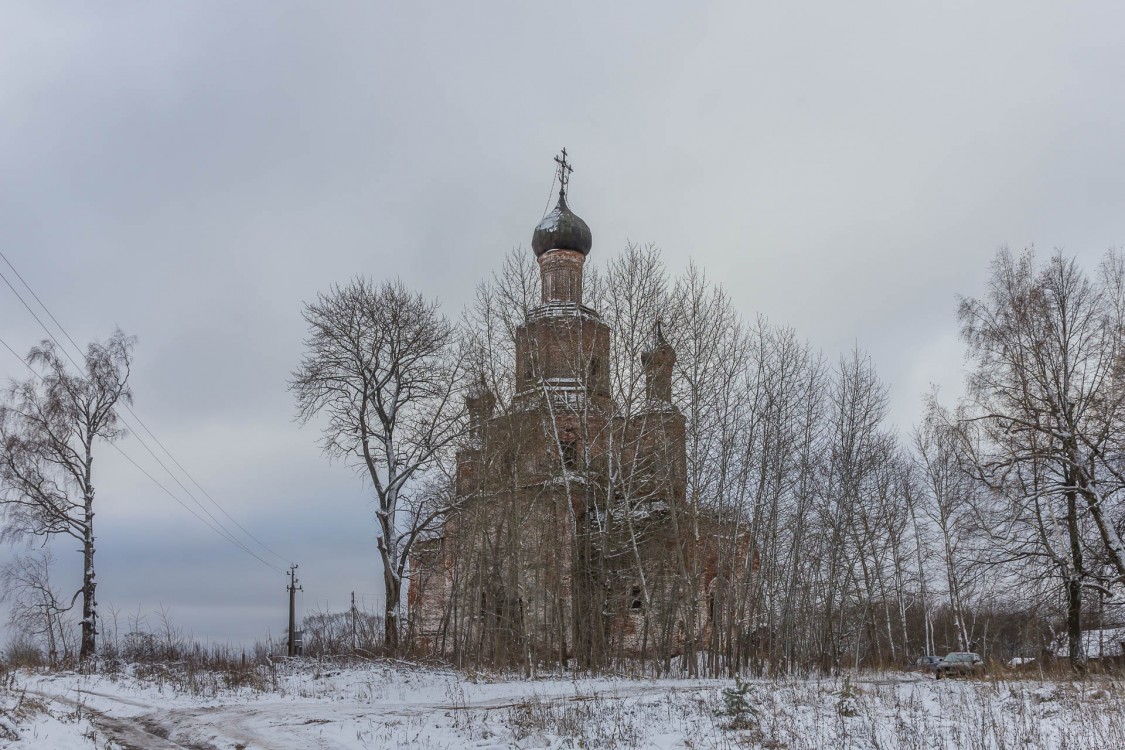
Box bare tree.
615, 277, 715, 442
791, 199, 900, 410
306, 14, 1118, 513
816, 348, 897, 669
438, 239, 968, 674
461, 248, 540, 406
0, 331, 134, 665
957, 248, 1125, 666
913, 397, 978, 652
1, 550, 72, 665
291, 277, 466, 652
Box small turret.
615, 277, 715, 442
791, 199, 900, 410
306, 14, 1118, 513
640, 320, 675, 405
466, 374, 496, 441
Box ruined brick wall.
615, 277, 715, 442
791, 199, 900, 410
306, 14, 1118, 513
407, 231, 748, 667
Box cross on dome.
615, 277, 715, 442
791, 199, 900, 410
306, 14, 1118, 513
532, 148, 592, 257
554, 147, 573, 200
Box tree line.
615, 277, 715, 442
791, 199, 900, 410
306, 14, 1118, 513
299, 245, 1125, 673
5, 246, 1125, 674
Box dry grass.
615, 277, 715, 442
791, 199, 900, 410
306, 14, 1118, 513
482, 673, 1125, 750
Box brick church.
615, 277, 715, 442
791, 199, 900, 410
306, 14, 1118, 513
409, 153, 750, 669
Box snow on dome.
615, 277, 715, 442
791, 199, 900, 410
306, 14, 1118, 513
531, 193, 592, 256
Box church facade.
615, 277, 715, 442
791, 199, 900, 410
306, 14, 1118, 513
408, 155, 751, 669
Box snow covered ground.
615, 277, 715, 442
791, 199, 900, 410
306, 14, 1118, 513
2, 660, 1124, 749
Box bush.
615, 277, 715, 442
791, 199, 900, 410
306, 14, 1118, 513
3, 636, 44, 669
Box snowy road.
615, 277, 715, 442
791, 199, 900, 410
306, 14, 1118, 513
25, 681, 465, 749
19, 669, 727, 750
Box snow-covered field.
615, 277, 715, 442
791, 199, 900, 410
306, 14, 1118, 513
2, 661, 1123, 749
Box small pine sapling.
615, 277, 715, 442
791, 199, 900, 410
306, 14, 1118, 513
836, 675, 860, 717
720, 675, 759, 730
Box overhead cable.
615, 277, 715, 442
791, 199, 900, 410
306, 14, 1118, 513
0, 258, 289, 574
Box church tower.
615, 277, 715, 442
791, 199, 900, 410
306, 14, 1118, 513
410, 150, 705, 671
514, 150, 611, 414
531, 148, 592, 305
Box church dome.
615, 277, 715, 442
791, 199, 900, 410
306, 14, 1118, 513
532, 194, 592, 256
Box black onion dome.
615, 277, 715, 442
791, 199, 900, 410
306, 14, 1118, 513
532, 194, 592, 256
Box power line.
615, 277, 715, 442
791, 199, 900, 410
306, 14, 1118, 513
0, 331, 286, 575
108, 442, 286, 573
115, 407, 290, 566
3, 249, 291, 567
0, 256, 290, 572
0, 265, 74, 365
0, 333, 38, 377
0, 250, 84, 354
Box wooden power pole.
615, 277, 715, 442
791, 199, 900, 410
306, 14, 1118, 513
351, 591, 358, 653
287, 564, 302, 657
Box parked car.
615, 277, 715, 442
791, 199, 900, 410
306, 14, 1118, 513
934, 651, 984, 678
907, 655, 942, 673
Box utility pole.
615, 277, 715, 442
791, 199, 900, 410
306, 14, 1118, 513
287, 564, 302, 657
351, 591, 358, 653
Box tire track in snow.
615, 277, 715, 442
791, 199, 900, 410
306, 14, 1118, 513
24, 688, 200, 750
26, 676, 726, 749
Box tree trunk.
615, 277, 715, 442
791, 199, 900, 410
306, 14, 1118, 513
79, 488, 97, 665
383, 561, 400, 654
45, 596, 58, 666
1065, 487, 1086, 670
1066, 573, 1084, 668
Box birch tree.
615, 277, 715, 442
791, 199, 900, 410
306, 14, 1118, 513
817, 348, 896, 668
957, 248, 1125, 665
0, 331, 134, 665
292, 278, 466, 652
913, 398, 977, 652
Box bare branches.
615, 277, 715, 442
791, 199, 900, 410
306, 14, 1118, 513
954, 247, 1125, 665
290, 277, 466, 652
0, 329, 135, 664
1, 549, 73, 666
415, 242, 1125, 672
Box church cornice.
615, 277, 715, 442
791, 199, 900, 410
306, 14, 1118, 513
526, 302, 604, 324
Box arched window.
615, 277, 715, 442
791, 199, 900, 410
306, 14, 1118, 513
561, 440, 578, 470
523, 350, 535, 384
630, 586, 644, 611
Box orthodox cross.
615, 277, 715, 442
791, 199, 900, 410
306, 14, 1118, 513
554, 147, 573, 200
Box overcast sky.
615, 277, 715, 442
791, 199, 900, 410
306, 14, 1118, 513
1, 2, 1123, 645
